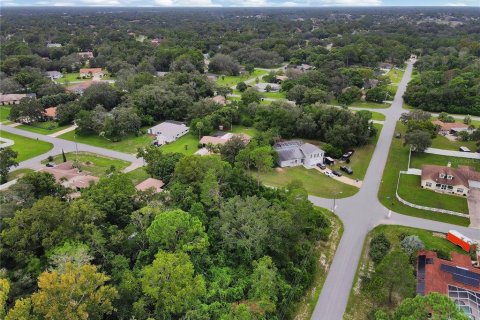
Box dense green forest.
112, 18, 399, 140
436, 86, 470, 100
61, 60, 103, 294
1, 7, 480, 319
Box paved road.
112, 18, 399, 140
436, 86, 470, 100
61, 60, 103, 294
0, 125, 143, 190
310, 59, 480, 320
424, 147, 480, 159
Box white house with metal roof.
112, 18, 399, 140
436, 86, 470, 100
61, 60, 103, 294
274, 140, 325, 168
148, 121, 189, 146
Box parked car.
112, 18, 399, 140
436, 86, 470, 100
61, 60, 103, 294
317, 163, 326, 170
324, 171, 332, 177
340, 166, 353, 174
46, 162, 55, 167
332, 170, 342, 177
459, 146, 471, 152
341, 150, 355, 160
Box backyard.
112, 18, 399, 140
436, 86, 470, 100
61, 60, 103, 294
0, 130, 53, 162
378, 122, 471, 226
56, 72, 113, 84
0, 106, 11, 122
344, 224, 466, 320
43, 151, 130, 177
125, 167, 150, 185
256, 166, 359, 199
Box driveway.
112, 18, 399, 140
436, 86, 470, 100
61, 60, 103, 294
467, 189, 480, 229
424, 147, 480, 159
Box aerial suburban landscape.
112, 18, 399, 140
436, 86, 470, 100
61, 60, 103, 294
0, 4, 479, 320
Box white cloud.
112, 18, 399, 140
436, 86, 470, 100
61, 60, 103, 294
313, 0, 382, 5
444, 2, 467, 5
280, 1, 302, 6
154, 0, 220, 6
53, 2, 75, 5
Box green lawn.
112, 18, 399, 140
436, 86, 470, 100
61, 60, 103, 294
56, 72, 113, 84
369, 111, 386, 121
345, 224, 466, 320
0, 106, 11, 122
378, 122, 470, 226
231, 125, 259, 137
160, 134, 200, 155
262, 91, 287, 99
328, 124, 383, 180
256, 166, 358, 199
398, 174, 468, 214
387, 68, 405, 84
0, 130, 53, 162
43, 152, 130, 177
350, 101, 391, 109
58, 130, 153, 154
431, 134, 478, 151
7, 168, 34, 182
18, 121, 71, 135
125, 167, 150, 185
215, 69, 268, 87
293, 209, 343, 320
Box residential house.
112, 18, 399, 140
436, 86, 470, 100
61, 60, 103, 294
42, 162, 99, 191
275, 75, 288, 83
45, 71, 63, 80
44, 107, 57, 120
211, 95, 227, 106
432, 120, 471, 136
196, 132, 251, 155
255, 82, 281, 92
135, 178, 164, 193
78, 51, 94, 59
47, 43, 62, 48
0, 94, 29, 105
420, 164, 480, 196
148, 121, 189, 146
274, 140, 325, 168
66, 81, 96, 94
79, 68, 104, 79
295, 64, 313, 72
364, 79, 379, 89
416, 250, 479, 320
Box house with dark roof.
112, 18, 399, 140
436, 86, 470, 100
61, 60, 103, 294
416, 250, 479, 319
274, 140, 325, 168
421, 164, 480, 196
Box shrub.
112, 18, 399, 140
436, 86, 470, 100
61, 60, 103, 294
400, 235, 424, 256
369, 233, 391, 264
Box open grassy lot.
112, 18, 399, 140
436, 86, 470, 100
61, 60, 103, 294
378, 122, 470, 226
125, 167, 150, 185
0, 130, 53, 162
215, 69, 268, 87
387, 68, 405, 84
0, 106, 11, 122
18, 121, 71, 135
58, 130, 153, 154
351, 101, 391, 109
345, 225, 466, 320
160, 134, 200, 155
431, 134, 478, 151
7, 168, 34, 182
43, 152, 130, 177
398, 174, 468, 214
328, 124, 383, 180
369, 111, 385, 121
56, 72, 113, 84
293, 209, 343, 320
262, 91, 287, 99
256, 166, 358, 199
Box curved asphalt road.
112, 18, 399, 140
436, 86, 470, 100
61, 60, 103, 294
310, 59, 479, 320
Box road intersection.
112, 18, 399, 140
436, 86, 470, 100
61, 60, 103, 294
0, 58, 478, 319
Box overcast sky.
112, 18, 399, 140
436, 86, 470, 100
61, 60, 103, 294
2, 0, 479, 7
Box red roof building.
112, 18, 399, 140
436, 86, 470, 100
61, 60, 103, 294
416, 250, 480, 318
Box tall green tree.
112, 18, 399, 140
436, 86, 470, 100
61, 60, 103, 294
0, 147, 18, 183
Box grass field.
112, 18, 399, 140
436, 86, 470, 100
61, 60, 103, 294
398, 174, 468, 214
160, 134, 200, 155
56, 72, 113, 84
59, 130, 153, 154
0, 106, 11, 122
7, 168, 34, 182
256, 166, 359, 199
43, 152, 130, 177
369, 111, 386, 121
344, 224, 466, 320
387, 68, 405, 84
18, 121, 71, 135
262, 91, 287, 99
431, 134, 478, 151
328, 124, 383, 180
125, 167, 150, 185
351, 101, 391, 109
378, 122, 470, 226
0, 130, 53, 162
215, 70, 268, 87
293, 209, 343, 320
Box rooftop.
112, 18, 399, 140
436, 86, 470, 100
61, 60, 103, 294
421, 164, 480, 188
135, 178, 164, 193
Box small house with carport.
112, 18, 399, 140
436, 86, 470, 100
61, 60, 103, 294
135, 178, 164, 193
45, 71, 63, 80
80, 68, 104, 79
78, 51, 94, 59
274, 140, 325, 168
